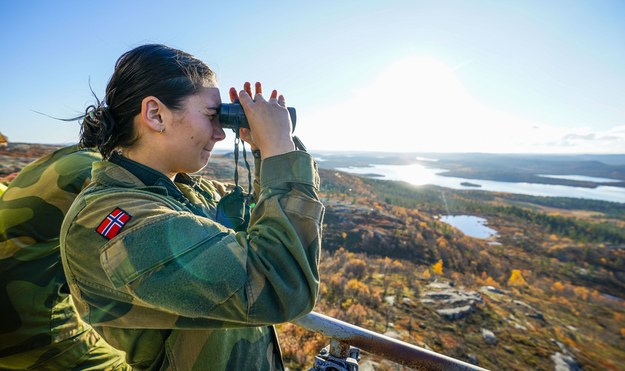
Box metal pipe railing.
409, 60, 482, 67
293, 311, 488, 371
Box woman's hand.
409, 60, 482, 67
231, 82, 295, 159
228, 86, 257, 151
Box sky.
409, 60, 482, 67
1, 0, 624, 154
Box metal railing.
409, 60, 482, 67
293, 311, 489, 371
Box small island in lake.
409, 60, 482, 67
460, 181, 482, 188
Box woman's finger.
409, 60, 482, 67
243, 82, 253, 97
239, 128, 253, 142
229, 87, 238, 103
238, 88, 254, 107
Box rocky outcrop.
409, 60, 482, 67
420, 281, 483, 320
321, 200, 440, 265
0, 143, 63, 178
481, 328, 497, 345
551, 340, 580, 371
0, 132, 7, 146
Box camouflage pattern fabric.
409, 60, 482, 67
60, 150, 324, 371
0, 145, 130, 370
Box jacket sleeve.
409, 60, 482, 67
66, 151, 323, 328
252, 154, 261, 202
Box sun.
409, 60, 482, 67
373, 57, 465, 107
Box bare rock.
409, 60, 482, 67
421, 281, 482, 321
481, 328, 497, 345
437, 305, 474, 320
551, 340, 580, 371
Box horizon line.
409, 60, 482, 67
4, 141, 625, 157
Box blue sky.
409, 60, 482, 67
1, 0, 624, 153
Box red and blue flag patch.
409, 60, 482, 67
96, 208, 132, 239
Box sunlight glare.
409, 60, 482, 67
301, 55, 542, 152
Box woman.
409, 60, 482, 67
60, 44, 324, 370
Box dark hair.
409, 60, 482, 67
80, 44, 216, 158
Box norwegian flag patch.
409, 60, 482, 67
96, 208, 132, 240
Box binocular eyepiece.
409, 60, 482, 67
219, 102, 297, 131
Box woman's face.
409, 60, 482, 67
164, 85, 226, 174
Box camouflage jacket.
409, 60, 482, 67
0, 145, 128, 370
60, 151, 324, 370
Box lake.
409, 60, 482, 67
337, 163, 625, 204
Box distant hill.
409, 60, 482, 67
312, 151, 625, 189
312, 150, 625, 167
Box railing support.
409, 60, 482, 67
293, 311, 488, 371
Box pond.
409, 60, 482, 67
440, 215, 498, 239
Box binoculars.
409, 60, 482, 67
219, 102, 297, 131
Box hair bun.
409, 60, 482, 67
85, 104, 112, 124
80, 103, 117, 153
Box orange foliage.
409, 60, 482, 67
564, 336, 577, 348
344, 258, 367, 279
554, 296, 571, 306
552, 281, 565, 292
392, 260, 404, 271
436, 236, 449, 249
484, 276, 500, 288
477, 272, 501, 288
328, 273, 347, 295
346, 278, 370, 299
277, 323, 326, 367
554, 327, 577, 348
439, 332, 461, 349
394, 207, 408, 218
422, 269, 431, 279
573, 286, 589, 301
507, 269, 528, 287
451, 272, 462, 282
432, 259, 443, 276
620, 328, 625, 338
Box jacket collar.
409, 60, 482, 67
93, 152, 192, 200
90, 153, 215, 218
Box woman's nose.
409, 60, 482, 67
212, 120, 226, 141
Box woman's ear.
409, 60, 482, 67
140, 96, 167, 133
